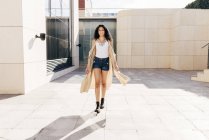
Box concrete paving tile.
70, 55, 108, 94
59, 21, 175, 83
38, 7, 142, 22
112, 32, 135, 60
17, 99, 48, 105
28, 110, 66, 119
105, 117, 136, 130
195, 104, 209, 113
192, 120, 209, 130
105, 130, 139, 140
15, 118, 58, 129
150, 104, 177, 112
162, 118, 196, 131
0, 129, 10, 138
169, 129, 209, 140
157, 111, 186, 120
143, 96, 169, 105
137, 129, 175, 140
162, 96, 188, 105
128, 104, 153, 111
105, 110, 132, 119
63, 128, 105, 140
106, 104, 129, 111
5, 129, 40, 140
134, 119, 166, 131
11, 104, 40, 111
0, 119, 21, 129
0, 105, 19, 110
126, 96, 147, 104
181, 111, 209, 120
202, 131, 209, 139
36, 83, 62, 91
186, 97, 209, 105
173, 104, 202, 112
130, 109, 158, 119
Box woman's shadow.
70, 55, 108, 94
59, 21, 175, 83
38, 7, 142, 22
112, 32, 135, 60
26, 111, 106, 140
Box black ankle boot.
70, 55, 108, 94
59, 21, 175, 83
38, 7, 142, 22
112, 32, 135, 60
95, 101, 100, 113
100, 98, 105, 109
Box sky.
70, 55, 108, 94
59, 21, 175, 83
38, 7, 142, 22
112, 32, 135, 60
90, 0, 196, 8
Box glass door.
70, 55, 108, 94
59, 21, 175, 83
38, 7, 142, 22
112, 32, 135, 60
45, 0, 72, 73
79, 19, 116, 68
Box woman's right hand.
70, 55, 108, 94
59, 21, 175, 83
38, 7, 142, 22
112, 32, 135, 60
85, 65, 91, 74
115, 64, 120, 71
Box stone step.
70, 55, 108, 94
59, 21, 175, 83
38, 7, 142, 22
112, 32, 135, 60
197, 72, 204, 77
192, 70, 209, 82
191, 76, 197, 81
203, 69, 209, 77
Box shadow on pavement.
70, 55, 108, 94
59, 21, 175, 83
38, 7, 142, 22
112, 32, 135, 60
0, 94, 21, 100
26, 112, 106, 140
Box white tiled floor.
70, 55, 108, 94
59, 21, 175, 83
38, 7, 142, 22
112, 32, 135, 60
0, 69, 209, 140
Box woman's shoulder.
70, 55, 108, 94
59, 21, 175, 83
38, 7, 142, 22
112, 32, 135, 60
92, 39, 97, 45
107, 40, 112, 46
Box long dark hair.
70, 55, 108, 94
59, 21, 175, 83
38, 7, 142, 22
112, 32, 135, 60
94, 24, 112, 41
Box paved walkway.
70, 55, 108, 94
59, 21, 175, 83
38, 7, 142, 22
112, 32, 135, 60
1, 69, 209, 140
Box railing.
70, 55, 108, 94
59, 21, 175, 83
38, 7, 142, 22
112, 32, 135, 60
45, 8, 72, 17
79, 8, 129, 18
45, 8, 133, 18
202, 43, 209, 69
201, 43, 209, 48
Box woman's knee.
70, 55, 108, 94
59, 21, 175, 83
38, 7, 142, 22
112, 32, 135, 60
95, 82, 100, 88
102, 82, 107, 88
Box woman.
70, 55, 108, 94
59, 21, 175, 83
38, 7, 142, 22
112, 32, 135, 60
80, 24, 129, 114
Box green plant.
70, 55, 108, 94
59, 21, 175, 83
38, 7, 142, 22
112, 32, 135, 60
185, 0, 209, 9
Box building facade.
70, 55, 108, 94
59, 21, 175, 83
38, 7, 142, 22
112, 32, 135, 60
0, 0, 79, 94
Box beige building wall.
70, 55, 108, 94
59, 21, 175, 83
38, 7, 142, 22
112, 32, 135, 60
72, 0, 79, 69
0, 0, 25, 94
117, 9, 209, 70
171, 10, 209, 70
0, 0, 79, 94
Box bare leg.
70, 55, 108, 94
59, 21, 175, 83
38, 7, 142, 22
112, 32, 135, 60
99, 70, 108, 109
101, 70, 108, 98
94, 68, 102, 101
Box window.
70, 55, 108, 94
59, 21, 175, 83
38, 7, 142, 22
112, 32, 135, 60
45, 0, 72, 73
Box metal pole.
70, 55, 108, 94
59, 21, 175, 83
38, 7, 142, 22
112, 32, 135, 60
49, 0, 51, 17
59, 0, 63, 16
208, 44, 209, 69
70, 0, 73, 58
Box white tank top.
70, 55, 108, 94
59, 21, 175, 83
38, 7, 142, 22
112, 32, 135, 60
95, 40, 109, 58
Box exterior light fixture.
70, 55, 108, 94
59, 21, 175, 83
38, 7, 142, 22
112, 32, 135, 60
35, 33, 46, 41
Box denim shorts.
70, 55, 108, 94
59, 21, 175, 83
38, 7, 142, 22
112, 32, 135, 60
92, 57, 109, 71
